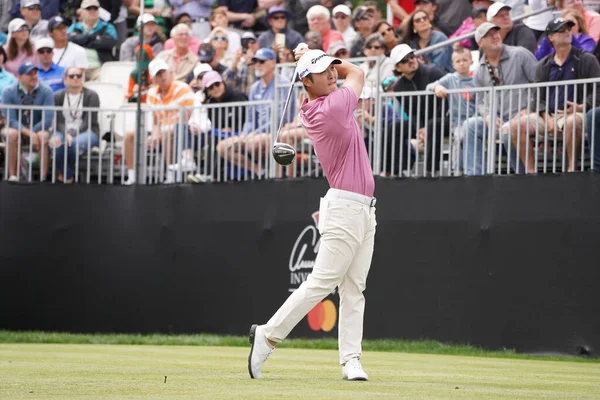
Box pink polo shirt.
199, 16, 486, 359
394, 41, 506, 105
300, 85, 375, 197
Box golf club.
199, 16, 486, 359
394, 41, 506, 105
272, 44, 308, 166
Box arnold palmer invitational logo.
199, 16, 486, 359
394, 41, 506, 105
288, 211, 337, 332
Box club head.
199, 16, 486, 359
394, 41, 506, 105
272, 142, 296, 166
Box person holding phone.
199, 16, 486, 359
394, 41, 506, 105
258, 5, 303, 55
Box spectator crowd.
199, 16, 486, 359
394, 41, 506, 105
2, 0, 600, 183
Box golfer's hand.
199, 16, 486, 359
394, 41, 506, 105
293, 43, 309, 61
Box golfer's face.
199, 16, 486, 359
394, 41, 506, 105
311, 64, 338, 96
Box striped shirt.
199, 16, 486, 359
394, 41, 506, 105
146, 80, 195, 133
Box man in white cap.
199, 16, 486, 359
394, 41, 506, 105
48, 16, 89, 70
36, 37, 65, 93
119, 13, 164, 62
123, 59, 195, 185
487, 1, 537, 54
19, 0, 47, 41
462, 22, 537, 175
332, 4, 356, 47
248, 43, 376, 382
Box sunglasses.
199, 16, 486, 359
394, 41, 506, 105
553, 26, 570, 33
211, 35, 228, 41
67, 73, 83, 79
86, 6, 99, 10
366, 45, 382, 50
335, 50, 348, 56
207, 82, 222, 90
26, 5, 41, 10
254, 59, 268, 64
382, 27, 394, 35
399, 54, 415, 64
179, 19, 192, 24
359, 13, 374, 21
15, 26, 29, 32
414, 16, 429, 23
270, 14, 286, 20
37, 48, 52, 54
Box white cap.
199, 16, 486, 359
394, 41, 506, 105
35, 36, 55, 50
487, 2, 511, 21
332, 5, 351, 16
137, 13, 156, 25
475, 22, 500, 42
149, 59, 170, 78
390, 44, 414, 65
193, 63, 212, 78
296, 49, 341, 79
8, 18, 27, 34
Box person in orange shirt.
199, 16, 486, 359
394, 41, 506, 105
126, 44, 153, 103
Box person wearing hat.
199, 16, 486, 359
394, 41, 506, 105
196, 42, 227, 77
307, 5, 344, 55
67, 0, 118, 81
126, 43, 153, 103
48, 67, 101, 183
350, 5, 375, 58
461, 22, 537, 175
257, 5, 303, 55
535, 8, 594, 60
10, 0, 61, 22
553, 0, 600, 43
203, 69, 247, 134
216, 48, 294, 179
123, 59, 195, 185
328, 40, 349, 58
209, 8, 241, 56
154, 23, 198, 82
19, 0, 48, 42
448, 0, 494, 50
413, 0, 453, 37
163, 13, 202, 55
35, 37, 65, 93
119, 13, 164, 62
48, 16, 89, 70
332, 4, 356, 47
224, 33, 259, 96
248, 44, 376, 382
510, 17, 600, 173
1, 61, 54, 181
127, 0, 173, 37
487, 1, 537, 54
3, 18, 36, 78
385, 43, 446, 175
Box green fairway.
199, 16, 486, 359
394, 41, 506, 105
1, 344, 599, 399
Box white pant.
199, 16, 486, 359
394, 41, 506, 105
263, 188, 377, 365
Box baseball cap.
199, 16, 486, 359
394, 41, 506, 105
148, 59, 170, 78
21, 0, 40, 8
265, 5, 291, 21
332, 4, 351, 17
252, 48, 276, 62
48, 15, 67, 31
546, 17, 575, 35
328, 40, 348, 57
81, 0, 100, 9
193, 63, 212, 78
137, 13, 156, 26
390, 44, 414, 65
475, 22, 500, 42
36, 37, 55, 50
471, 6, 488, 19
241, 31, 257, 40
202, 70, 223, 89
487, 2, 511, 21
352, 5, 374, 22
197, 43, 215, 63
18, 62, 37, 75
8, 18, 28, 34
296, 49, 341, 79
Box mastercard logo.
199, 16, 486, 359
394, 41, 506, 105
307, 299, 337, 332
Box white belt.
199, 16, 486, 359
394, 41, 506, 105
326, 188, 376, 207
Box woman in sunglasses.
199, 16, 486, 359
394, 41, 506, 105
208, 27, 234, 69
402, 10, 453, 73
374, 21, 399, 57
3, 18, 37, 78
359, 33, 394, 84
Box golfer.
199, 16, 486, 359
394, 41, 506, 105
248, 44, 376, 381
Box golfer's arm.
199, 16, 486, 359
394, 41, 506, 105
335, 60, 365, 100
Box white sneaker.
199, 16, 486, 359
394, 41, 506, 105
248, 324, 274, 379
8, 175, 18, 182
168, 159, 197, 172
123, 178, 136, 186
342, 358, 368, 381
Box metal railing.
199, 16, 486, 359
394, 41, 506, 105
3, 75, 600, 184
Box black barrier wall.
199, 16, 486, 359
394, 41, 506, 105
1, 174, 599, 356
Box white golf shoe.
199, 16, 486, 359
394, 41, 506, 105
342, 358, 368, 381
248, 324, 274, 379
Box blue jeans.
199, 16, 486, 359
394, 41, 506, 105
586, 108, 600, 170
51, 131, 99, 180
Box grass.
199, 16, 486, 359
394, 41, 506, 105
1, 344, 600, 399
1, 331, 599, 363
